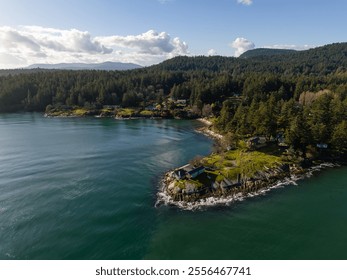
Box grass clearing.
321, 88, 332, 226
139, 110, 154, 117
73, 108, 89, 116
116, 108, 137, 117
202, 148, 283, 180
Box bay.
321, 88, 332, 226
0, 113, 346, 260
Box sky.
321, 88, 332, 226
0, 0, 346, 68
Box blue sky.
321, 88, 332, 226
0, 0, 346, 68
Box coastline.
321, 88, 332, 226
196, 118, 223, 140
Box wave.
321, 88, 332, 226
155, 162, 339, 211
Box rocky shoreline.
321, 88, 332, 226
196, 118, 223, 140
159, 163, 301, 202
156, 162, 336, 210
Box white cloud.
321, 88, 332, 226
0, 26, 112, 55
207, 49, 217, 56
230, 37, 255, 56
0, 26, 188, 68
97, 30, 188, 56
237, 0, 253, 6
2, 28, 41, 52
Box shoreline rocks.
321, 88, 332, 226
161, 163, 303, 204
157, 162, 336, 210
196, 118, 224, 140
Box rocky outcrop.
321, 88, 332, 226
161, 163, 305, 204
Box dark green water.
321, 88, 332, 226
0, 113, 346, 260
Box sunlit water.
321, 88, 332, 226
0, 113, 346, 259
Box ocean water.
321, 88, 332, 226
0, 113, 346, 260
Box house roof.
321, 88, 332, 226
248, 136, 260, 142
187, 166, 205, 175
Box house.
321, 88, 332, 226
145, 105, 156, 111
277, 133, 289, 147
172, 164, 205, 180
187, 166, 205, 179
247, 136, 260, 147
317, 143, 328, 149
173, 169, 186, 180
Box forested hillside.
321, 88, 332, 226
239, 48, 297, 59
0, 42, 347, 156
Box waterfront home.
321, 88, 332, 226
187, 166, 205, 179
173, 169, 187, 180
317, 143, 328, 149
247, 136, 260, 148
173, 164, 205, 180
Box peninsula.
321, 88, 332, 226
158, 121, 323, 208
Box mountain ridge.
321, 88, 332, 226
153, 42, 347, 74
27, 61, 142, 71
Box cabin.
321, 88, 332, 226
247, 136, 269, 149
317, 143, 328, 149
173, 169, 187, 180
172, 164, 205, 180
247, 136, 260, 147
145, 105, 156, 111
277, 133, 289, 147
187, 166, 205, 179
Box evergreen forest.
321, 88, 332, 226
1, 42, 347, 157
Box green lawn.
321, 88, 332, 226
202, 149, 283, 180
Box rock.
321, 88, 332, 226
167, 181, 176, 191
184, 182, 198, 194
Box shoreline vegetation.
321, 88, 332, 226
44, 102, 201, 120
45, 105, 170, 119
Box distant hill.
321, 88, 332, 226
27, 61, 142, 71
239, 48, 298, 59
154, 43, 347, 74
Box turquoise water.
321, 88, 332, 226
0, 113, 346, 260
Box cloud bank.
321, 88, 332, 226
0, 26, 188, 68
230, 37, 255, 56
